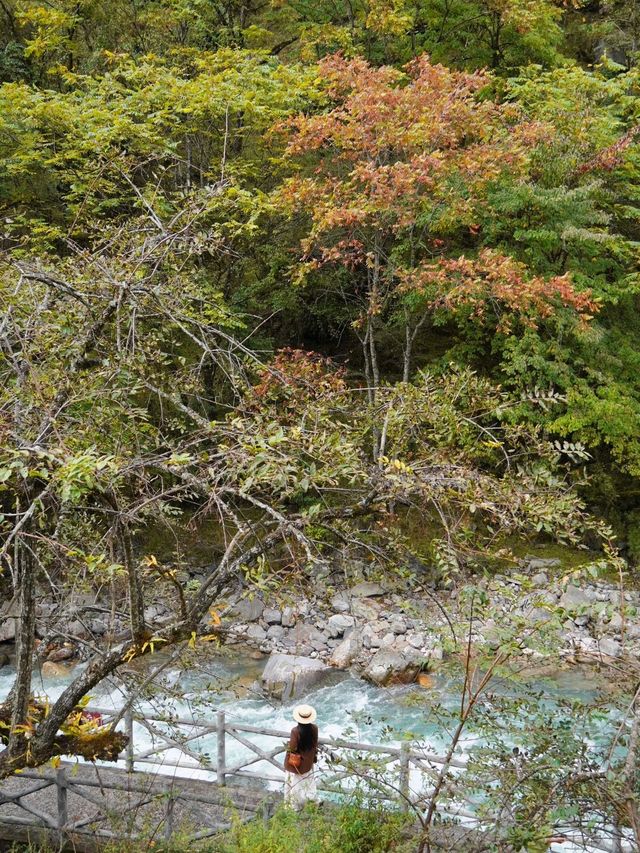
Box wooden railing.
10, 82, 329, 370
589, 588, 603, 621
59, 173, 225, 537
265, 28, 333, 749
0, 704, 634, 852
100, 705, 474, 818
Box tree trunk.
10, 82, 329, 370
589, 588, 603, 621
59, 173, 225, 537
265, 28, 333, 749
403, 320, 412, 384
402, 310, 428, 384
7, 534, 36, 762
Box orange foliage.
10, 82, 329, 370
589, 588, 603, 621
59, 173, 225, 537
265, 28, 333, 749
398, 250, 598, 332
250, 348, 347, 415
276, 53, 593, 338
276, 53, 549, 257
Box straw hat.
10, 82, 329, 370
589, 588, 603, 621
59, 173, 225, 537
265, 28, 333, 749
293, 704, 317, 724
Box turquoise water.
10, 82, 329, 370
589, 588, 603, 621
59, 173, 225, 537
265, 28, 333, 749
0, 653, 611, 755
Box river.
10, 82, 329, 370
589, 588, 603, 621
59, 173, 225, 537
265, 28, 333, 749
0, 652, 631, 852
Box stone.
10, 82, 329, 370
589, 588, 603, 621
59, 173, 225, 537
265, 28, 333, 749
326, 614, 355, 638
531, 571, 549, 587
361, 626, 380, 650
608, 611, 624, 631
0, 653, 9, 668
260, 653, 331, 700
47, 645, 75, 662
0, 617, 16, 643
559, 585, 593, 612
381, 632, 396, 647
246, 624, 267, 642
311, 636, 328, 652
390, 618, 407, 635
144, 604, 167, 623
598, 637, 622, 659
522, 590, 557, 608
577, 636, 598, 653
263, 608, 282, 625
297, 600, 311, 617
426, 645, 443, 662
525, 557, 560, 571
330, 592, 351, 614
407, 632, 425, 649
41, 661, 71, 678
329, 632, 361, 668
266, 624, 286, 640
281, 607, 296, 628
350, 582, 385, 598
363, 649, 421, 686
232, 597, 264, 623
66, 620, 86, 636
574, 614, 590, 628
287, 622, 326, 647
351, 599, 380, 621
89, 619, 108, 635
528, 608, 553, 625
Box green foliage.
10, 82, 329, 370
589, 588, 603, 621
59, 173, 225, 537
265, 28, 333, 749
0, 48, 319, 246
215, 803, 411, 853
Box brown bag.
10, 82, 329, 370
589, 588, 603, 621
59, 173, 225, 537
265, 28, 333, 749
288, 751, 302, 770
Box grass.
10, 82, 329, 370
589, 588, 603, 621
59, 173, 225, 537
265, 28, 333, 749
2, 803, 415, 853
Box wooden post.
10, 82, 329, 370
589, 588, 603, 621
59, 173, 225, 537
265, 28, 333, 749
399, 743, 410, 811
262, 797, 273, 824
56, 766, 68, 830
125, 707, 134, 772
217, 709, 226, 786
164, 788, 175, 842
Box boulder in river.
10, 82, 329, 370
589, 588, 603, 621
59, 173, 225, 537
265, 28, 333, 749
47, 644, 75, 662
261, 653, 331, 700
363, 649, 422, 686
41, 661, 73, 678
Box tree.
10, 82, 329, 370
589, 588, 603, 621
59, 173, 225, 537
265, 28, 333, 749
275, 53, 594, 455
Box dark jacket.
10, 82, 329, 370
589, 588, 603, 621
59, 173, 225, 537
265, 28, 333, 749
284, 723, 318, 774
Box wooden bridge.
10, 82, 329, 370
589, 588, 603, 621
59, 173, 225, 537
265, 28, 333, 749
0, 705, 633, 852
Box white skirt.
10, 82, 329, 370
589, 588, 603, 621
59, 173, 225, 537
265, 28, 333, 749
284, 769, 318, 809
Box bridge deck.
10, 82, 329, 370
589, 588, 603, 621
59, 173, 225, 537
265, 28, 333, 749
0, 761, 274, 850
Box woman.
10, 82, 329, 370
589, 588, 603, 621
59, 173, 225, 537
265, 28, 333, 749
283, 704, 319, 810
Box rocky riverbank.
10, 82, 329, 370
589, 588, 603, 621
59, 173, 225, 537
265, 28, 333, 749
1, 555, 639, 689
221, 554, 640, 689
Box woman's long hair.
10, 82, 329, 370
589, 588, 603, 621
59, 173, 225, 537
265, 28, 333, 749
297, 722, 316, 752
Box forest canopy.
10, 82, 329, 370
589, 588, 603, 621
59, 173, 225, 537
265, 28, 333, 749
1, 0, 640, 782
